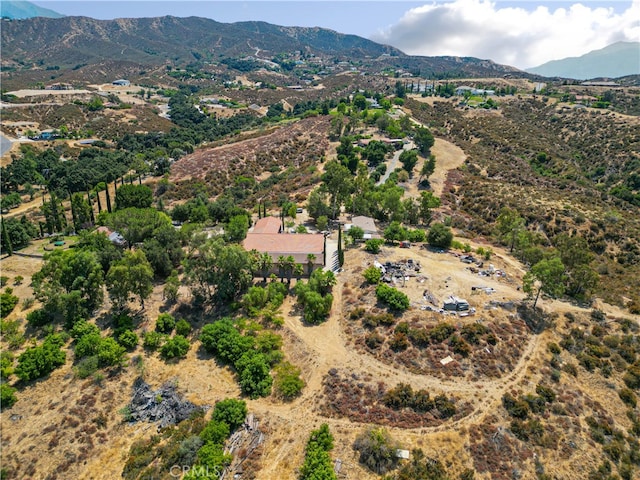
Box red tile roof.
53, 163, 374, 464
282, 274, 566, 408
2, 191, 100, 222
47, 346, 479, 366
243, 233, 324, 265
251, 216, 282, 234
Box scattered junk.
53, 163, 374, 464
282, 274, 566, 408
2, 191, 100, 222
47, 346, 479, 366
423, 290, 438, 305
396, 449, 411, 459
334, 459, 343, 474
378, 259, 422, 284
471, 286, 496, 294
440, 355, 454, 365
460, 254, 476, 264
443, 295, 470, 312
399, 241, 411, 248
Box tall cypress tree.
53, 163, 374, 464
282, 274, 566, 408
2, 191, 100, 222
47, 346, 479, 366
1, 218, 13, 256
86, 190, 95, 224
105, 185, 112, 214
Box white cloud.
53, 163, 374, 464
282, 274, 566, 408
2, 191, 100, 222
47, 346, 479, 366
370, 0, 640, 69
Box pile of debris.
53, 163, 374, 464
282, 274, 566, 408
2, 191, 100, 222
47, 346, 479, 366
375, 259, 422, 284
127, 377, 204, 428
222, 413, 265, 479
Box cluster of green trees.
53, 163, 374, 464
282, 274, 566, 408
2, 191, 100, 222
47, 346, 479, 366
495, 207, 600, 306
200, 318, 301, 399
295, 269, 336, 324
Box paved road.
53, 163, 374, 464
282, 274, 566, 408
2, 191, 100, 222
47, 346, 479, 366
377, 141, 415, 185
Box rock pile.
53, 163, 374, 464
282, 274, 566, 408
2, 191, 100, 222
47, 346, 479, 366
127, 377, 203, 428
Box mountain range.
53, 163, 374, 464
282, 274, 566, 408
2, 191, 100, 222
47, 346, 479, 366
526, 41, 640, 79
0, 0, 63, 19
1, 1, 638, 81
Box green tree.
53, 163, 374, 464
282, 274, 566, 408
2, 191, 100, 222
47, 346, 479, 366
160, 335, 190, 360
70, 193, 93, 231
384, 221, 407, 244
225, 214, 249, 243
106, 249, 154, 310
0, 383, 17, 410
106, 207, 172, 248
523, 257, 566, 308
32, 249, 104, 320
235, 351, 273, 398
496, 207, 525, 253
399, 149, 419, 177
427, 223, 453, 249
115, 184, 153, 210
321, 161, 353, 219
414, 127, 435, 156
555, 234, 598, 298
346, 226, 365, 246
376, 283, 410, 311
212, 398, 247, 431
307, 189, 332, 221
419, 154, 436, 184
156, 313, 176, 333
299, 423, 337, 480
363, 266, 382, 284
15, 334, 66, 381
183, 238, 254, 304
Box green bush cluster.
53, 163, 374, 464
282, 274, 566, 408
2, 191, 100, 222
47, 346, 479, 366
160, 335, 190, 360
200, 319, 277, 398
375, 283, 410, 312
15, 334, 66, 381
299, 423, 336, 480
295, 269, 335, 325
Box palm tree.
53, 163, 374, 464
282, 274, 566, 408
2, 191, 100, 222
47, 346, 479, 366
306, 253, 316, 277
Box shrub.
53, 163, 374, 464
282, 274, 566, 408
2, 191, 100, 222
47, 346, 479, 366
0, 384, 17, 410
364, 239, 384, 254
353, 427, 400, 474
199, 420, 230, 445
21, 297, 35, 309
211, 398, 247, 432
0, 276, 8, 287
15, 334, 66, 381
375, 283, 410, 312
160, 335, 190, 360
156, 313, 176, 334
0, 291, 19, 319
365, 332, 385, 349
0, 351, 14, 380
427, 223, 453, 249
118, 330, 139, 351
175, 319, 192, 337
273, 361, 305, 400
143, 331, 164, 351
429, 322, 455, 343
407, 229, 426, 243
75, 355, 99, 379
619, 388, 638, 407
623, 363, 640, 389
363, 266, 382, 284
535, 384, 556, 403
26, 308, 51, 327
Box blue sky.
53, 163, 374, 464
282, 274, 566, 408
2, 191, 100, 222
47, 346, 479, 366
32, 1, 640, 69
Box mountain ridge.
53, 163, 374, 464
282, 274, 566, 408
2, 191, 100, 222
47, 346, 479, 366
526, 41, 640, 80
0, 0, 64, 19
